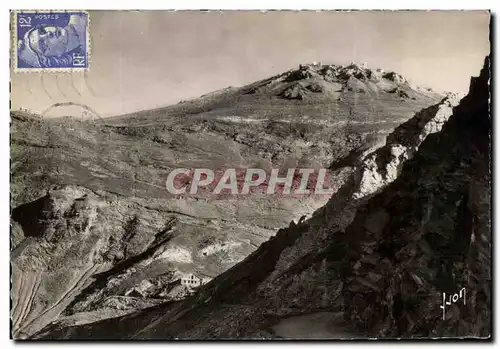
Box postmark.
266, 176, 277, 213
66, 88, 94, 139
12, 10, 90, 72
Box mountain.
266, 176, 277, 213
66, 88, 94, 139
11, 62, 445, 338
30, 56, 490, 340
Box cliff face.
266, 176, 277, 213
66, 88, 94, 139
31, 57, 490, 340
354, 94, 460, 199
342, 56, 491, 337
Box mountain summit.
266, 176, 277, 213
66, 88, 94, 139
243, 62, 425, 101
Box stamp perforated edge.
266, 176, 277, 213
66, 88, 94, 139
11, 10, 91, 74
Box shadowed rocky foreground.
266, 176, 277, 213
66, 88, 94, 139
11, 59, 490, 339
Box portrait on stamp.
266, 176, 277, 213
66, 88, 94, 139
15, 11, 89, 69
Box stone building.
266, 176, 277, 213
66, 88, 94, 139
181, 274, 204, 287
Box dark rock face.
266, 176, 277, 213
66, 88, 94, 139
342, 56, 491, 337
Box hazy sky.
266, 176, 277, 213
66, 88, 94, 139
11, 10, 490, 117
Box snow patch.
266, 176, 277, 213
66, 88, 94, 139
158, 246, 193, 263
198, 241, 242, 257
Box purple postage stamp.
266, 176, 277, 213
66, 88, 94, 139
13, 11, 89, 71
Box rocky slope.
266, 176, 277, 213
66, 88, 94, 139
11, 62, 444, 338
341, 57, 491, 337
27, 57, 490, 339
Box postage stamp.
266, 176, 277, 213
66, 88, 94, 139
12, 10, 90, 72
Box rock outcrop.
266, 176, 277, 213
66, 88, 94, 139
244, 62, 437, 103
354, 94, 460, 199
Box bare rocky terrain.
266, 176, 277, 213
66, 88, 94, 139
12, 62, 468, 339
30, 57, 490, 340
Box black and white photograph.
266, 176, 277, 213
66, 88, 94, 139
8, 9, 492, 340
